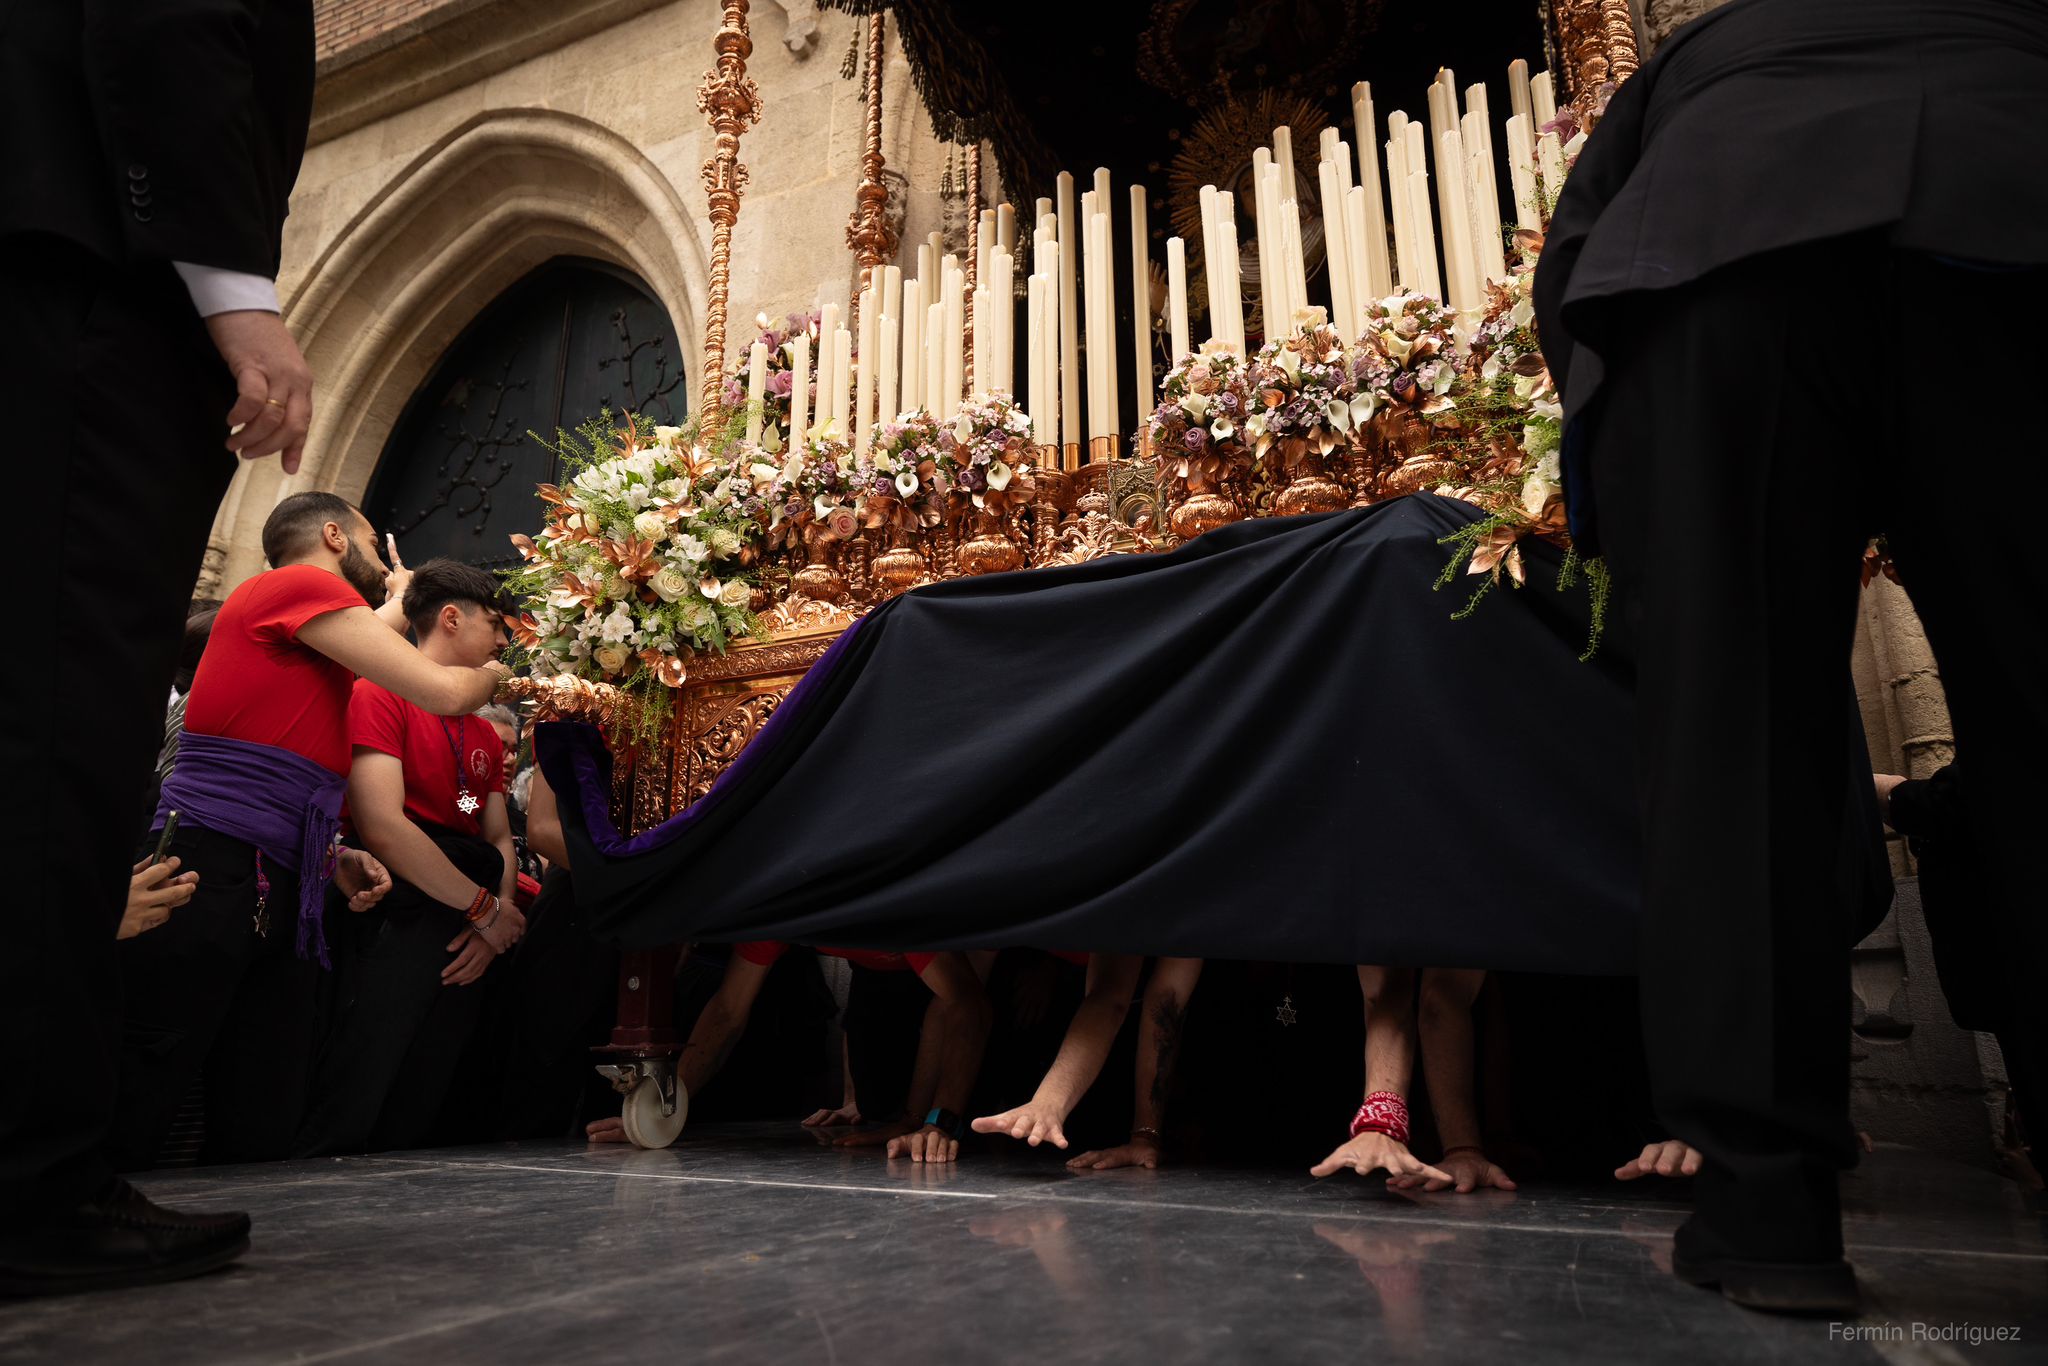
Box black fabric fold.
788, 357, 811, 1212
538, 494, 1643, 972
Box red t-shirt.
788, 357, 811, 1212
349, 679, 505, 836
182, 564, 369, 775
735, 942, 936, 976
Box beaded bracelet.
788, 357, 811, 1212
464, 886, 495, 921
1348, 1091, 1411, 1145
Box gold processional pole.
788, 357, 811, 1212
1551, 0, 1641, 108
697, 0, 763, 423
846, 12, 898, 332
963, 140, 981, 391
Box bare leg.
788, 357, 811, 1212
1402, 968, 1516, 1193
1310, 967, 1448, 1183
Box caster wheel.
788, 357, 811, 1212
620, 1078, 689, 1149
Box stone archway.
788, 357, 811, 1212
207, 106, 708, 589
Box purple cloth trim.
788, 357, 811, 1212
538, 609, 876, 859
156, 731, 346, 967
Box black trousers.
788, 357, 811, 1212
295, 831, 505, 1155
0, 234, 236, 1217
111, 824, 320, 1168
1590, 239, 2048, 1257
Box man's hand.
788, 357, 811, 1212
1310, 1131, 1453, 1184
206, 310, 313, 472
832, 1116, 920, 1148
383, 535, 412, 607
1066, 1135, 1161, 1171
887, 1124, 960, 1164
971, 1099, 1069, 1149
801, 1102, 863, 1128
1388, 1148, 1518, 1194
587, 1116, 627, 1144
119, 856, 198, 939
334, 847, 392, 913
1614, 1139, 1702, 1181
442, 927, 498, 985
471, 904, 526, 954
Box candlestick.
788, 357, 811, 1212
1353, 82, 1392, 303
855, 291, 876, 454
1166, 235, 1189, 363
789, 330, 810, 443
899, 278, 922, 413
1128, 183, 1150, 422
1056, 172, 1081, 454
744, 340, 768, 445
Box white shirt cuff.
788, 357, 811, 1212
172, 262, 281, 318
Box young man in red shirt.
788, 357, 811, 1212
116, 494, 512, 1171
297, 559, 522, 1156
587, 943, 993, 1163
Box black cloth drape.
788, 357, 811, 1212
539, 494, 1648, 973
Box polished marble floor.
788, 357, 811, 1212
3, 1126, 2041, 1364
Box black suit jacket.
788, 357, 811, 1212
1535, 0, 2048, 548
0, 0, 315, 276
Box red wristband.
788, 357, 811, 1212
1349, 1091, 1410, 1145
465, 886, 496, 922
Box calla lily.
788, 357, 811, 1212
1210, 418, 1236, 441
1349, 394, 1378, 426
1181, 391, 1211, 421
762, 426, 783, 454
986, 461, 1013, 491
955, 414, 973, 444
895, 469, 920, 497
1324, 399, 1352, 432
1277, 347, 1301, 378
1293, 305, 1327, 330
781, 453, 805, 483
700, 575, 722, 600
813, 494, 836, 520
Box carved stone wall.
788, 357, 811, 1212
208, 0, 953, 590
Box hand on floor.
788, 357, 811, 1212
887, 1124, 960, 1164
971, 1100, 1068, 1149
1310, 1131, 1451, 1185
1387, 1148, 1518, 1194
586, 1116, 627, 1144
1614, 1139, 1701, 1180
1066, 1136, 1162, 1171
801, 1102, 863, 1128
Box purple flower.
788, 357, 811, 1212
768, 370, 794, 398
958, 467, 987, 492
1183, 428, 1209, 452
722, 378, 746, 406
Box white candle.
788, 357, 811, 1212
976, 211, 995, 303
1438, 130, 1480, 312
1509, 59, 1533, 123
996, 247, 1016, 392
882, 264, 902, 339
1092, 170, 1117, 444
1353, 82, 1393, 302
899, 279, 923, 413
1385, 124, 1414, 293
1166, 235, 1190, 364
1038, 237, 1060, 459
878, 312, 897, 430
1082, 209, 1104, 445
942, 257, 964, 419
1128, 184, 1150, 424
1407, 167, 1441, 299
1218, 193, 1244, 350
1506, 113, 1540, 226
1027, 273, 1048, 443
1035, 195, 1052, 224
789, 330, 810, 444
1280, 197, 1307, 334
1272, 125, 1297, 203
971, 284, 990, 398
855, 291, 876, 455
1198, 184, 1223, 346
744, 340, 768, 445
916, 243, 933, 317
1250, 149, 1276, 339
997, 202, 1016, 254
1531, 72, 1557, 129
1344, 186, 1372, 333
1056, 172, 1081, 454
1463, 102, 1507, 283
1318, 158, 1354, 337
1536, 129, 1567, 200
925, 300, 945, 417
819, 301, 839, 357
831, 327, 852, 436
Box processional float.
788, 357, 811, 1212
503, 0, 1643, 1147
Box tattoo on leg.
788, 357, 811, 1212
1149, 996, 1188, 1115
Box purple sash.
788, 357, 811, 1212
156, 731, 347, 966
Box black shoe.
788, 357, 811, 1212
0, 1178, 250, 1297
1670, 1216, 1858, 1315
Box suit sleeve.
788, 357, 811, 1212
80, 0, 279, 274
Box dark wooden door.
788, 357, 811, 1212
363, 257, 685, 570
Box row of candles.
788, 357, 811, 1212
736, 60, 1568, 469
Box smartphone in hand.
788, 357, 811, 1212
152, 810, 181, 866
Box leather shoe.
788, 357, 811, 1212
1670, 1215, 1858, 1315
0, 1178, 250, 1297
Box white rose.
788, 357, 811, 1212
650, 565, 692, 602
718, 579, 753, 610
632, 511, 667, 542
654, 424, 686, 446
593, 642, 630, 675
709, 527, 743, 558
